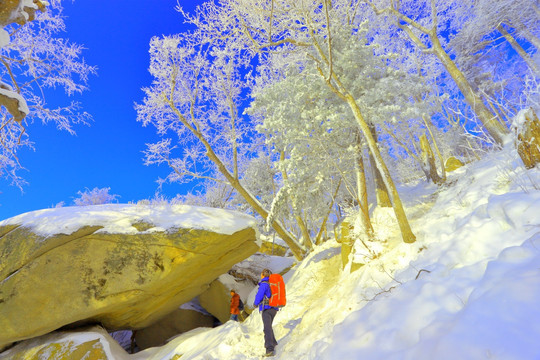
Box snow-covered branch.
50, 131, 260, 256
0, 0, 95, 187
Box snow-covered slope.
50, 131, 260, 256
134, 146, 540, 359
3, 145, 540, 360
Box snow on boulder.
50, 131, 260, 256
0, 204, 260, 350
0, 326, 129, 360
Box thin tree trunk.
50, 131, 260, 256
429, 34, 508, 144
384, 125, 433, 182
280, 152, 313, 251
166, 99, 307, 260
422, 115, 446, 183
344, 94, 416, 243
355, 132, 370, 216
315, 178, 342, 245
514, 19, 540, 51
353, 137, 375, 240
295, 213, 313, 251
367, 123, 392, 207
487, 98, 509, 126
497, 24, 540, 75
493, 101, 514, 125
420, 134, 443, 184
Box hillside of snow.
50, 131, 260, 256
2, 144, 540, 360
131, 145, 540, 360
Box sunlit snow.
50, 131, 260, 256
2, 144, 540, 360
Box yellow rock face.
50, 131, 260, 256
198, 279, 231, 324
258, 240, 288, 256
0, 223, 258, 349
0, 326, 121, 360
445, 156, 464, 172
516, 108, 540, 169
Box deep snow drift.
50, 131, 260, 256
2, 144, 540, 360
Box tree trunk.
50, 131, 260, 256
315, 178, 342, 245
487, 99, 509, 126
167, 100, 307, 260
227, 176, 307, 260
354, 142, 375, 240
367, 123, 392, 207
354, 132, 370, 216
295, 212, 313, 251
429, 34, 508, 145
497, 24, 540, 75
422, 115, 446, 183
345, 94, 416, 244
420, 134, 443, 184
514, 19, 540, 52
280, 151, 313, 250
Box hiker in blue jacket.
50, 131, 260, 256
254, 268, 278, 357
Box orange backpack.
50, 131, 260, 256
268, 273, 286, 308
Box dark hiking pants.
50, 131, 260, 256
262, 307, 278, 352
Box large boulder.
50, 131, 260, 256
198, 278, 234, 324
515, 108, 540, 169
0, 204, 259, 350
0, 326, 128, 360
445, 156, 464, 172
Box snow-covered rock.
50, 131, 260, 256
0, 204, 259, 350
0, 326, 128, 360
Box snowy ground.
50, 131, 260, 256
3, 144, 540, 360
134, 145, 540, 360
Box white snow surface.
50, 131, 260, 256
0, 203, 258, 237
3, 145, 540, 360
0, 29, 9, 48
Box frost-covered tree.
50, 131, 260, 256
445, 0, 539, 128
190, 0, 417, 243
249, 22, 430, 242
455, 0, 539, 75
136, 29, 307, 259
0, 0, 95, 187
364, 0, 510, 145
73, 187, 119, 206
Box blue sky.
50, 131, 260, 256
0, 1, 205, 220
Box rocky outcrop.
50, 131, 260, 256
259, 240, 288, 256
198, 279, 233, 324
515, 108, 540, 169
0, 0, 46, 26
0, 204, 259, 350
0, 326, 126, 360
445, 156, 464, 172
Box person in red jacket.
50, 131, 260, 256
230, 289, 241, 321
